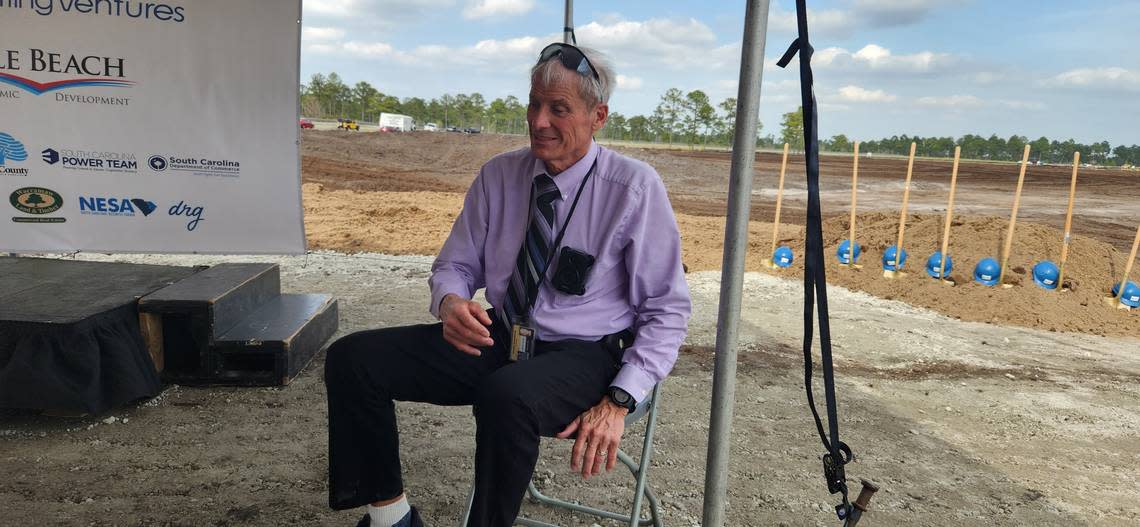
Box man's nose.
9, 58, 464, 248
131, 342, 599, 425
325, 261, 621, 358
529, 107, 551, 129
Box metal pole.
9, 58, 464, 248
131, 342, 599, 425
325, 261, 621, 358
563, 0, 574, 44
702, 1, 770, 526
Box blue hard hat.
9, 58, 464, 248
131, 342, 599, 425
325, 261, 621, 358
1110, 281, 1140, 307
925, 251, 953, 278
882, 245, 908, 271
837, 239, 862, 264
1032, 261, 1060, 290
773, 246, 794, 268
974, 258, 1000, 286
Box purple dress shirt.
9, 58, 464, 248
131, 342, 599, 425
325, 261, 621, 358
429, 141, 691, 403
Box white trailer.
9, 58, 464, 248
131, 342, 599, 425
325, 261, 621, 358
379, 113, 415, 132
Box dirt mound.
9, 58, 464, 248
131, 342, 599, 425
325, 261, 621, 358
301, 183, 1139, 337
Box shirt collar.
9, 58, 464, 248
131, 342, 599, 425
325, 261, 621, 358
529, 141, 600, 201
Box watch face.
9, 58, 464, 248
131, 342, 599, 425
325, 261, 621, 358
610, 387, 633, 408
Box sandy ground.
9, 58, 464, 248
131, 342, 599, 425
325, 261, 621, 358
3, 132, 1140, 526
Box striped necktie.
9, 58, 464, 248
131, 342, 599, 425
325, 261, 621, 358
501, 174, 560, 328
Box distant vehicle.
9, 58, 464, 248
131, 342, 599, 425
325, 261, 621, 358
423, 123, 439, 132
299, 118, 314, 129
379, 112, 415, 132
337, 118, 359, 131
446, 126, 461, 132
464, 127, 482, 134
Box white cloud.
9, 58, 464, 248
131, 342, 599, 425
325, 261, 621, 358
997, 99, 1045, 111
1042, 67, 1140, 92
343, 41, 397, 58
769, 0, 953, 37
917, 95, 984, 107
303, 27, 346, 41
462, 0, 535, 20
811, 44, 959, 74
853, 0, 957, 27
616, 75, 643, 91
770, 7, 857, 37
836, 85, 897, 103
576, 18, 739, 72
305, 43, 341, 55
304, 0, 357, 17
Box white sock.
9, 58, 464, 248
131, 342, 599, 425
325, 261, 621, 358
368, 495, 411, 527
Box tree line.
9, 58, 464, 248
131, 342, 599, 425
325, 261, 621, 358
301, 72, 1139, 167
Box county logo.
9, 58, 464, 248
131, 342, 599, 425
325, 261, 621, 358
0, 132, 28, 166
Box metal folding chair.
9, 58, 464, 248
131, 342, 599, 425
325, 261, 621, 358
459, 384, 664, 527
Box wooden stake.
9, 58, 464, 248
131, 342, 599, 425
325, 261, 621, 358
885, 142, 917, 277
847, 142, 860, 267
1057, 151, 1080, 288
1112, 224, 1140, 307
763, 143, 790, 268
998, 144, 1032, 286
938, 146, 961, 280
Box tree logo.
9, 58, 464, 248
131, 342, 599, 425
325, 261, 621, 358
10, 187, 63, 215
0, 132, 29, 166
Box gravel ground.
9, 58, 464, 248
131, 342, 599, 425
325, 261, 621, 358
3, 250, 1138, 526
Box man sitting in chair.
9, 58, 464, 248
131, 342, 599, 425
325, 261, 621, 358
324, 42, 691, 527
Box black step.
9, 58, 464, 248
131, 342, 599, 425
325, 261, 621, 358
139, 263, 280, 340
208, 294, 339, 386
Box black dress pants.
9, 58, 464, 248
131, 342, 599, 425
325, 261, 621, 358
324, 310, 620, 527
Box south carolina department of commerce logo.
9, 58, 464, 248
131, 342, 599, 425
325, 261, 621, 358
148, 155, 168, 171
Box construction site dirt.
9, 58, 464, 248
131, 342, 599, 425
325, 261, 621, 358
3, 130, 1138, 526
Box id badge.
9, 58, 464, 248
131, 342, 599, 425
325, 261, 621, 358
510, 323, 536, 361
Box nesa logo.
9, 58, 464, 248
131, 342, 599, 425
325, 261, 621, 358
78, 196, 156, 216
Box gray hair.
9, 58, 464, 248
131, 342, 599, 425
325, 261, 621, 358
530, 45, 614, 107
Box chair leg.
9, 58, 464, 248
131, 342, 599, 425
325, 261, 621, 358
459, 465, 476, 527
460, 384, 666, 527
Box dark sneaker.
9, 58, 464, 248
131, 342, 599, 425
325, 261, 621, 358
355, 507, 425, 527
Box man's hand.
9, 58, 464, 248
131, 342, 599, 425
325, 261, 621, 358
439, 294, 493, 356
557, 398, 627, 479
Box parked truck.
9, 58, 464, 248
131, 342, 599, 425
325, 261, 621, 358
378, 113, 415, 132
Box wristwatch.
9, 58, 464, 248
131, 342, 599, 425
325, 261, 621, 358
607, 386, 637, 412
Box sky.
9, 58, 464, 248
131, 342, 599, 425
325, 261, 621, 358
299, 0, 1140, 146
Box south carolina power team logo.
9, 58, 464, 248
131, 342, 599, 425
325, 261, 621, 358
10, 187, 63, 214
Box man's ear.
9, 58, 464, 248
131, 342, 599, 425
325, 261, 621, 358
592, 103, 609, 133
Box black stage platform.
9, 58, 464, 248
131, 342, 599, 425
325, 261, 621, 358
0, 257, 200, 414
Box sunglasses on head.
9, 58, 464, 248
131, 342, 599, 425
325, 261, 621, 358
538, 43, 600, 81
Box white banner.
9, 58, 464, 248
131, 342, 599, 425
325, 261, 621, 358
0, 0, 304, 254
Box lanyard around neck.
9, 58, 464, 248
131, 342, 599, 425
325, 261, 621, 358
522, 156, 598, 315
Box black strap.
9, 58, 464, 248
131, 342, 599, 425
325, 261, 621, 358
523, 157, 597, 318
777, 0, 854, 522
